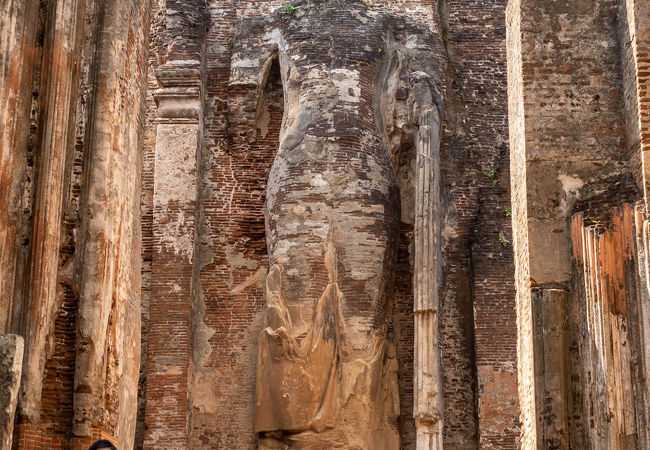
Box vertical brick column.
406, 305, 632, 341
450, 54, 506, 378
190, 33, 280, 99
144, 62, 200, 449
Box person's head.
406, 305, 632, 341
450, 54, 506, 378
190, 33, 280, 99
88, 440, 117, 450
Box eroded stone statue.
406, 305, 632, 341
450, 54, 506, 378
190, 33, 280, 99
229, 1, 443, 447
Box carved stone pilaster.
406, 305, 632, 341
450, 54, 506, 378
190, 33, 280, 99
0, 0, 39, 333
154, 61, 202, 122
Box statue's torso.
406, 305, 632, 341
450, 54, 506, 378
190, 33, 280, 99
265, 11, 401, 341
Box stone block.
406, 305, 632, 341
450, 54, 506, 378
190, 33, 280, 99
0, 335, 24, 450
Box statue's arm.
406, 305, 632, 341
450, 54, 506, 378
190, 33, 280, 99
228, 17, 279, 144
406, 44, 443, 312
401, 26, 446, 442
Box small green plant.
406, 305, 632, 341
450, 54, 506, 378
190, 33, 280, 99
499, 231, 511, 247
504, 206, 512, 217
283, 3, 296, 14
455, 67, 460, 75
484, 169, 498, 185
226, 36, 234, 48
455, 130, 463, 138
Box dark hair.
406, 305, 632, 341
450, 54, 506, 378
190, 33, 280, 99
88, 440, 117, 450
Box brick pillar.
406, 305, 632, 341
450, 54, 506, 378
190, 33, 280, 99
144, 61, 200, 449
507, 0, 633, 447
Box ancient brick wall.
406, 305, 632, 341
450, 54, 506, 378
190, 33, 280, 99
444, 0, 520, 448
142, 0, 208, 445
135, 14, 162, 449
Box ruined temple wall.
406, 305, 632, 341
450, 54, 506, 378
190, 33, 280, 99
507, 0, 646, 447
188, 1, 279, 441
197, 1, 434, 447
139, 0, 521, 448
183, 2, 447, 448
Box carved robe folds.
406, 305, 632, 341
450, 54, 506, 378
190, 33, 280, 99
255, 132, 402, 448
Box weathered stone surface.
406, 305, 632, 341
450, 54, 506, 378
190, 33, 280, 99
19, 0, 87, 424
227, 1, 444, 447
569, 206, 648, 449
73, 1, 150, 446
0, 335, 23, 450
